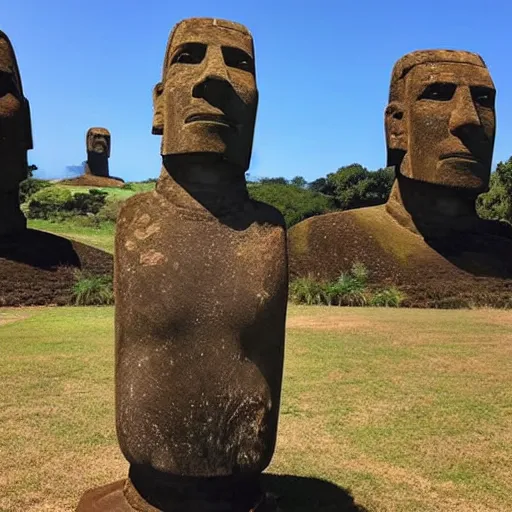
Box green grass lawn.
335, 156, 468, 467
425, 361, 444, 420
56, 182, 155, 199
27, 219, 115, 254
24, 182, 157, 255
1, 306, 511, 511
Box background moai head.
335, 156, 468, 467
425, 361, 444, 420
152, 18, 258, 172
385, 50, 496, 193
86, 127, 111, 158
0, 30, 33, 191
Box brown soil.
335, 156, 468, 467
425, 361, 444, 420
0, 229, 113, 306
59, 175, 125, 188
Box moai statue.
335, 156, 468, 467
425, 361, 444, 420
289, 50, 512, 296
77, 18, 288, 511
85, 127, 111, 178
0, 30, 32, 238
60, 127, 124, 187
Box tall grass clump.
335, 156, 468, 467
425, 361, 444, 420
72, 272, 114, 306
370, 286, 406, 307
289, 262, 406, 307
289, 276, 325, 305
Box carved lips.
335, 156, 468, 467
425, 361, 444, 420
185, 113, 238, 131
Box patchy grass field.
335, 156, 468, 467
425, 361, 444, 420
27, 219, 115, 254
0, 306, 511, 511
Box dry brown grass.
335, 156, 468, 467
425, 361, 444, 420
1, 306, 511, 511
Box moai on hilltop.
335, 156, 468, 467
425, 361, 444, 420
0, 30, 32, 238
77, 18, 288, 511
289, 50, 512, 301
85, 127, 111, 178
60, 127, 124, 187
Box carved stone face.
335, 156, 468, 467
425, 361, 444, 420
154, 18, 258, 171
87, 128, 111, 158
386, 52, 495, 192
0, 32, 32, 190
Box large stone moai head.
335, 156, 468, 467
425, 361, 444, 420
385, 50, 496, 194
152, 17, 258, 172
0, 30, 32, 237
0, 30, 32, 192
85, 127, 111, 177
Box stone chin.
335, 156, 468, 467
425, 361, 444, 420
161, 123, 252, 170
434, 159, 490, 191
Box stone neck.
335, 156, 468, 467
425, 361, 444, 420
0, 189, 26, 238
156, 162, 250, 220
385, 174, 481, 237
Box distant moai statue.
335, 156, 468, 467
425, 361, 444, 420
60, 127, 124, 187
77, 18, 287, 511
85, 127, 111, 178
289, 50, 512, 302
0, 30, 33, 238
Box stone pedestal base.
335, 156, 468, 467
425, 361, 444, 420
77, 476, 277, 512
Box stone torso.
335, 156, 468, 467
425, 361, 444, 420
115, 189, 287, 477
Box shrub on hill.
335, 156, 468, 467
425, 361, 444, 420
71, 189, 108, 215
28, 187, 74, 219
19, 178, 52, 203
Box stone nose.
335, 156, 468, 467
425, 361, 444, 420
192, 47, 230, 102
449, 86, 481, 137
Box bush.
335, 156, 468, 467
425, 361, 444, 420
96, 198, 123, 223
72, 272, 114, 306
19, 178, 52, 203
28, 187, 73, 219
70, 189, 108, 215
370, 287, 405, 307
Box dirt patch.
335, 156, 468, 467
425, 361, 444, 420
0, 313, 30, 326
286, 315, 374, 331
0, 229, 113, 306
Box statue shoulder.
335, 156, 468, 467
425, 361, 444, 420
250, 199, 286, 228
117, 191, 158, 229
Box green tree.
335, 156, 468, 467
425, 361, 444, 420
27, 164, 38, 178
248, 182, 335, 227
290, 176, 307, 188
325, 164, 394, 210
258, 177, 288, 185
477, 156, 512, 224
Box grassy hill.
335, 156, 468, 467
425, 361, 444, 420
25, 181, 156, 254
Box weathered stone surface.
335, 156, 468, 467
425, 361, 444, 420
289, 50, 512, 306
0, 30, 32, 237
78, 18, 287, 511
61, 127, 124, 187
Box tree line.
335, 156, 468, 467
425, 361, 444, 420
247, 157, 512, 227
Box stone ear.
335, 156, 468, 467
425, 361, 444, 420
385, 101, 407, 152
152, 82, 164, 136
23, 99, 33, 150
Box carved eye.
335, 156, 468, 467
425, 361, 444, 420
0, 71, 17, 98
222, 47, 255, 74
171, 43, 206, 65
472, 87, 495, 108
418, 83, 456, 101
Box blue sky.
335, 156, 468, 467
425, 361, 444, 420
4, 0, 512, 182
